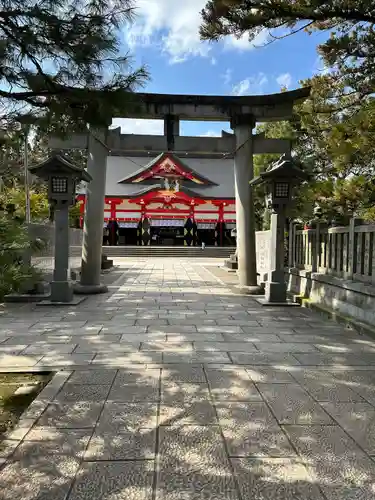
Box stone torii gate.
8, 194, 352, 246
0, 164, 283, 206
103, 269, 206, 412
50, 88, 310, 294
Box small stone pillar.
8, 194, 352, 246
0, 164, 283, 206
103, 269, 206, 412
266, 211, 287, 302
231, 114, 262, 293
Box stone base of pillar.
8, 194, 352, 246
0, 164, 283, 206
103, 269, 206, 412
255, 296, 300, 307
73, 283, 108, 295
265, 281, 287, 303
50, 281, 74, 303
235, 284, 264, 295
224, 253, 238, 270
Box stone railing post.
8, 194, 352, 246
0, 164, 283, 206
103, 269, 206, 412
311, 223, 320, 273
288, 220, 295, 268
348, 217, 361, 279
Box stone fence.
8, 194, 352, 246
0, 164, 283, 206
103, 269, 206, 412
286, 219, 375, 327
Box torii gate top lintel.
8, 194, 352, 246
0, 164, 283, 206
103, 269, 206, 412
121, 87, 311, 122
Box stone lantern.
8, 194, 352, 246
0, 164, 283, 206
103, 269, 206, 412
250, 154, 308, 304
29, 154, 92, 303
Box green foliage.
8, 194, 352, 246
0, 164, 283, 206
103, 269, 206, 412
0, 0, 148, 131
249, 74, 375, 225
0, 186, 50, 221
0, 215, 43, 299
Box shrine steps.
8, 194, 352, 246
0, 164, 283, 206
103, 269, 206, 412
88, 246, 234, 258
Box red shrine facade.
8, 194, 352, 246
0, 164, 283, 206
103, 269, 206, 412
77, 152, 236, 246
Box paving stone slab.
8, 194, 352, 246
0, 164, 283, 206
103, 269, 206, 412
37, 354, 95, 366
245, 366, 297, 383
68, 369, 118, 385
114, 369, 161, 386
161, 382, 209, 402
241, 327, 295, 335
321, 402, 375, 454
277, 334, 355, 343
93, 352, 162, 365
157, 426, 239, 500
197, 325, 244, 334
53, 383, 111, 403
161, 365, 206, 383
120, 333, 166, 342
74, 343, 140, 354
163, 352, 231, 364
216, 402, 296, 458
166, 333, 225, 342
100, 326, 147, 334
257, 383, 334, 424
36, 402, 104, 428
284, 425, 375, 500
222, 333, 282, 343
148, 325, 197, 333
108, 383, 159, 403
205, 367, 261, 401
22, 344, 78, 354
294, 353, 375, 366
231, 458, 325, 500
159, 401, 218, 426
254, 343, 319, 353
141, 342, 194, 352
229, 352, 301, 366
0, 354, 42, 367
331, 371, 375, 404
291, 369, 365, 402
84, 429, 156, 460
0, 344, 29, 354
96, 402, 158, 431
194, 342, 258, 352
68, 461, 154, 500
2, 336, 73, 344
0, 454, 80, 500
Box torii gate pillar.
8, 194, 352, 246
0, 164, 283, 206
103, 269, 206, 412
231, 115, 262, 293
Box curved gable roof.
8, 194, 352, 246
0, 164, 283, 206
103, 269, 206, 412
118, 152, 218, 186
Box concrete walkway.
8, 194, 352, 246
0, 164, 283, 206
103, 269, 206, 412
1, 258, 375, 499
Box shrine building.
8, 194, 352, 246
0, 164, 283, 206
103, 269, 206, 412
78, 149, 236, 246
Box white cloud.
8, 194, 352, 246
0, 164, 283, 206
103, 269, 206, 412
221, 69, 232, 85
224, 30, 269, 51
200, 130, 221, 137
231, 73, 268, 96
211, 57, 217, 66
125, 1, 269, 63
276, 72, 292, 88
110, 118, 163, 135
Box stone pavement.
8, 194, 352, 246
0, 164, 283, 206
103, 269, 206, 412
1, 258, 375, 499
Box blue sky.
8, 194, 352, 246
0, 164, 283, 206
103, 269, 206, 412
112, 1, 329, 137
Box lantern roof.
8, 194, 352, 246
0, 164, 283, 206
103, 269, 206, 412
249, 154, 309, 186
29, 153, 92, 182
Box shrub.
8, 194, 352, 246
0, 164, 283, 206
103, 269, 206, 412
0, 215, 44, 299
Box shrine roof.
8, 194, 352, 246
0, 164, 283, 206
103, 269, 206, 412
98, 156, 236, 198
120, 185, 230, 200
118, 152, 218, 185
